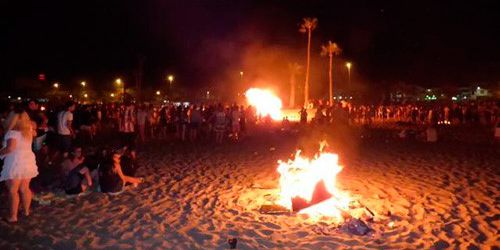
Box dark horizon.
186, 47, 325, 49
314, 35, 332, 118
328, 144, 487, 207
2, 0, 500, 95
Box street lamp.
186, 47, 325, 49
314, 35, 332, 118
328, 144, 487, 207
53, 83, 59, 88
110, 93, 115, 98
345, 62, 352, 90
167, 75, 174, 85
115, 78, 124, 100
81, 81, 86, 87
156, 90, 161, 96
83, 93, 88, 98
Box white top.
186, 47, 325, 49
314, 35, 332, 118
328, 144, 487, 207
0, 130, 38, 181
137, 109, 148, 126
120, 106, 136, 133
57, 111, 73, 135
231, 110, 240, 124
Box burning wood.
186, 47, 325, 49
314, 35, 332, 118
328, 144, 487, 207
275, 141, 353, 222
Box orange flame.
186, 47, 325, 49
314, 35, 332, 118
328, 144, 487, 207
276, 142, 351, 221
245, 88, 282, 120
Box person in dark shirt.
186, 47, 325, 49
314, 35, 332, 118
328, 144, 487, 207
98, 148, 142, 194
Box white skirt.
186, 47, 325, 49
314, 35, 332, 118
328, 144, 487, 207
0, 150, 38, 182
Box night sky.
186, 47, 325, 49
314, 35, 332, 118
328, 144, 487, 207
2, 0, 499, 93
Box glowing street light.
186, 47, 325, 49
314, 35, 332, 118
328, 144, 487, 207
345, 62, 352, 89
69, 94, 73, 98
83, 93, 88, 98
53, 83, 59, 88
81, 81, 86, 87
110, 93, 115, 97
156, 90, 161, 96
115, 78, 122, 85
167, 75, 174, 85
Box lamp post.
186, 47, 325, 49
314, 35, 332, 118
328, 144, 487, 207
345, 62, 352, 90
167, 75, 174, 86
167, 75, 174, 97
115, 78, 124, 101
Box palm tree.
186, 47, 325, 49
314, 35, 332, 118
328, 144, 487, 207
288, 62, 303, 108
299, 17, 318, 107
321, 41, 342, 105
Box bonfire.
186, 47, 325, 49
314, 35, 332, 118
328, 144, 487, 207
274, 142, 353, 223
245, 88, 283, 120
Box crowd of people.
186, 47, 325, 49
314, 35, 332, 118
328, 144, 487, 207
306, 100, 499, 126
0, 98, 265, 223
0, 97, 498, 223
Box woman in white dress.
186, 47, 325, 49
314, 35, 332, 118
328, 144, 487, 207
0, 110, 38, 223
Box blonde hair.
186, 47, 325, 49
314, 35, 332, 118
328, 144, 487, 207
3, 111, 33, 139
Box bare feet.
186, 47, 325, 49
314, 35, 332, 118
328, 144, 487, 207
133, 178, 144, 188
5, 217, 17, 223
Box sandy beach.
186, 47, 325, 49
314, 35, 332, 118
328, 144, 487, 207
0, 125, 498, 249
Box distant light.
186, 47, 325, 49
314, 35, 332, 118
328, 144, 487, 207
349, 96, 353, 99
333, 97, 336, 100
115, 78, 122, 85
40, 106, 46, 111
477, 86, 481, 90
163, 100, 167, 103
53, 83, 59, 88
345, 62, 352, 69
156, 90, 161, 95
427, 89, 431, 92
451, 96, 458, 101
110, 93, 115, 97
463, 96, 467, 99
167, 75, 174, 83
38, 74, 46, 81
339, 96, 342, 100
17, 97, 21, 100
84, 93, 88, 98
240, 71, 244, 76
69, 94, 73, 98
81, 81, 86, 87
8, 96, 11, 99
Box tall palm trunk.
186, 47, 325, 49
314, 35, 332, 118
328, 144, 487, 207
290, 73, 296, 107
304, 29, 311, 107
328, 52, 333, 104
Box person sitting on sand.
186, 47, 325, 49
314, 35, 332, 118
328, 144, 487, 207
61, 146, 94, 195
120, 147, 139, 177
98, 148, 142, 194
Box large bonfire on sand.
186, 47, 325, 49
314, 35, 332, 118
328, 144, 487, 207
273, 142, 367, 224
245, 88, 283, 120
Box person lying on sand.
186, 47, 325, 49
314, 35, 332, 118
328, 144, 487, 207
98, 147, 142, 194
